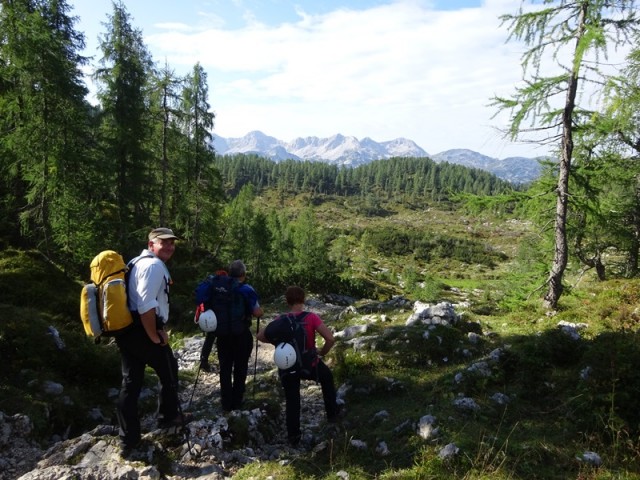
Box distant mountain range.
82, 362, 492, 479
211, 131, 545, 184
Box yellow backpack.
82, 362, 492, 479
80, 250, 134, 340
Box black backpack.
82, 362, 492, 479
264, 311, 318, 377
194, 274, 251, 335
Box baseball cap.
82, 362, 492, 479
148, 227, 178, 241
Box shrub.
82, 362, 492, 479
575, 331, 640, 434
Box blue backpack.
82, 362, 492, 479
194, 274, 251, 335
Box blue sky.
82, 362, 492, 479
67, 0, 551, 158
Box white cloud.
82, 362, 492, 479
139, 1, 557, 157
153, 22, 198, 32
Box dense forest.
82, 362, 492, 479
214, 154, 516, 199
0, 0, 222, 268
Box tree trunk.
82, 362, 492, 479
544, 147, 571, 309
544, 3, 587, 309
627, 174, 640, 277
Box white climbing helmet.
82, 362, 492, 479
274, 342, 297, 369
198, 309, 217, 332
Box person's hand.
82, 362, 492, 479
157, 330, 169, 345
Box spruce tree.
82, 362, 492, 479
177, 62, 221, 248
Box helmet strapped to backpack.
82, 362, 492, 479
198, 309, 217, 332
274, 342, 297, 369
194, 273, 251, 336
264, 312, 319, 377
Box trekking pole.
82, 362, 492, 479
253, 316, 261, 398
187, 335, 215, 410
187, 363, 202, 410
188, 308, 202, 409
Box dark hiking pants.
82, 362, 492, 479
216, 330, 253, 411
115, 325, 179, 446
280, 359, 338, 442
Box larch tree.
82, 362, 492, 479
493, 0, 639, 308
588, 38, 640, 276
93, 0, 153, 248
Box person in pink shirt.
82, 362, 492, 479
257, 286, 340, 446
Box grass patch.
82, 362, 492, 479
0, 304, 122, 440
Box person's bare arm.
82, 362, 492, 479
316, 323, 335, 357
256, 328, 267, 343
140, 309, 167, 345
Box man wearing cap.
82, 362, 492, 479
115, 227, 187, 454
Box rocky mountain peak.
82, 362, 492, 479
211, 131, 545, 183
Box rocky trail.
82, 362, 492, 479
2, 301, 356, 480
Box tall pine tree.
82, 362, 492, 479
176, 62, 221, 248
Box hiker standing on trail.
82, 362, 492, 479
115, 227, 187, 452
257, 286, 340, 446
199, 269, 229, 372
213, 260, 263, 411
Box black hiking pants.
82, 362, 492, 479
115, 324, 179, 447
216, 330, 253, 411
280, 359, 338, 443
201, 331, 216, 364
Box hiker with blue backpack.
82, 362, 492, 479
195, 260, 263, 412
257, 286, 341, 447
115, 227, 189, 454
198, 269, 229, 373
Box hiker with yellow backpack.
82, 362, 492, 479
115, 227, 189, 454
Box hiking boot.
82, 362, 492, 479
327, 404, 345, 423
200, 361, 212, 373
118, 438, 141, 459
288, 434, 301, 447
157, 412, 193, 430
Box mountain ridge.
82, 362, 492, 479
212, 130, 544, 183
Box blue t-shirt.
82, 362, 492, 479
237, 283, 260, 315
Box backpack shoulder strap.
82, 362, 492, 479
125, 253, 162, 313
127, 252, 154, 269
125, 253, 153, 286
292, 311, 309, 324
98, 267, 127, 287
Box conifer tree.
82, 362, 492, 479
94, 1, 153, 248
176, 62, 221, 247
290, 207, 334, 290
148, 61, 182, 226
576, 38, 640, 277
493, 0, 639, 308
0, 0, 92, 264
